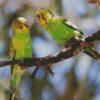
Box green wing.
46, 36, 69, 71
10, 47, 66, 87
62, 19, 84, 35
62, 19, 100, 60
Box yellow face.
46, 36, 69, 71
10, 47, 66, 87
36, 8, 53, 26
12, 17, 29, 33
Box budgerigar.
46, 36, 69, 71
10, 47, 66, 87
9, 17, 32, 100
36, 8, 100, 60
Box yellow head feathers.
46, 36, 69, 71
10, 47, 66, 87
36, 8, 53, 26
12, 17, 29, 33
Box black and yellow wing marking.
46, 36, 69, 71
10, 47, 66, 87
9, 42, 16, 100
62, 18, 84, 35
9, 42, 16, 74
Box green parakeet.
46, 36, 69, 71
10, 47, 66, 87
36, 8, 100, 59
9, 17, 32, 99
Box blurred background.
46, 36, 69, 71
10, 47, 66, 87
0, 0, 100, 100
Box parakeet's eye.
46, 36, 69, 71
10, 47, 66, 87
37, 15, 40, 18
25, 24, 28, 27
17, 23, 23, 29
41, 13, 47, 20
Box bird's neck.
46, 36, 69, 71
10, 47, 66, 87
13, 29, 29, 36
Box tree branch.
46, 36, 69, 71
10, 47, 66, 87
0, 30, 100, 69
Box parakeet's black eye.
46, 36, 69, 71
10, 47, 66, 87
19, 25, 23, 29
25, 24, 28, 27
37, 15, 40, 18
41, 13, 47, 20
15, 22, 22, 29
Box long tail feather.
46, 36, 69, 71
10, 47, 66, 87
9, 85, 16, 100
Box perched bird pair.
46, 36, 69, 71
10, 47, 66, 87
9, 8, 100, 100
36, 8, 100, 59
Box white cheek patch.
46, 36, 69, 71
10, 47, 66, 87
47, 14, 52, 19
66, 21, 79, 29
18, 17, 27, 23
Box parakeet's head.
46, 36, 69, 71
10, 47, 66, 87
36, 8, 53, 26
12, 17, 29, 33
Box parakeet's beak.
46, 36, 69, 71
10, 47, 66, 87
12, 17, 29, 33
22, 24, 29, 32
36, 8, 53, 26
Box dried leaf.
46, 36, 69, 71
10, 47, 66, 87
88, 0, 100, 6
